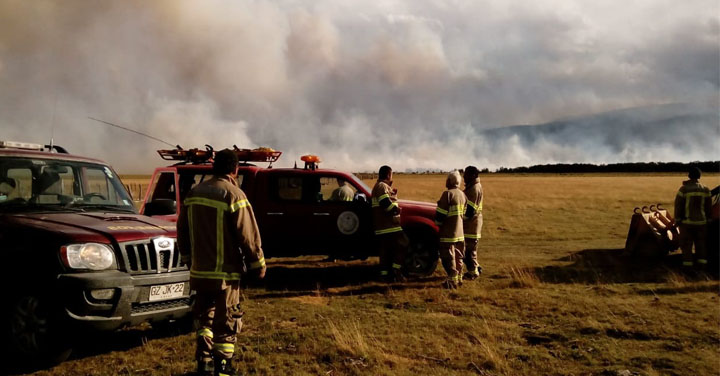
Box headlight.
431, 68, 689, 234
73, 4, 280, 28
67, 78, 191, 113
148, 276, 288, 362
62, 243, 115, 270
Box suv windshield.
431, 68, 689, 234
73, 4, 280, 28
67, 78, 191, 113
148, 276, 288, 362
0, 157, 136, 213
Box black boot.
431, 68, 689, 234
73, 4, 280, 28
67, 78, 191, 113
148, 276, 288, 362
215, 358, 239, 376
196, 358, 214, 376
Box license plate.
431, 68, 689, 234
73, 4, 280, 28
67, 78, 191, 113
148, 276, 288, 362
149, 282, 185, 302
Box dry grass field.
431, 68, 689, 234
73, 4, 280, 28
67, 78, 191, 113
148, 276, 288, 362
24, 173, 720, 376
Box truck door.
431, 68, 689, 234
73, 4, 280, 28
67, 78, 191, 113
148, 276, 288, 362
259, 172, 314, 255
305, 174, 373, 257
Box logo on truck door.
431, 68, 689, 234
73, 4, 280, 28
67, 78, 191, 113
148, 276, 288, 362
337, 211, 360, 235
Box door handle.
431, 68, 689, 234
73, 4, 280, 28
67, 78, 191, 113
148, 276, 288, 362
313, 212, 330, 216
267, 212, 284, 216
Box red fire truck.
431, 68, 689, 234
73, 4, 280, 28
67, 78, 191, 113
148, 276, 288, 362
141, 146, 440, 276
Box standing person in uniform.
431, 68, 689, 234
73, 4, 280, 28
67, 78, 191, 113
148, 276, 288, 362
462, 166, 484, 280
177, 149, 267, 376
674, 167, 712, 272
371, 165, 408, 282
330, 178, 354, 201
435, 170, 467, 289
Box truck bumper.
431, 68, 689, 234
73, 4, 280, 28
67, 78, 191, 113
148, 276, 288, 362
57, 270, 193, 331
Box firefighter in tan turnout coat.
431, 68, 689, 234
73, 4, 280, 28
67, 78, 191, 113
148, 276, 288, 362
462, 166, 484, 280
178, 149, 266, 376
674, 167, 712, 271
372, 165, 408, 281
435, 170, 467, 289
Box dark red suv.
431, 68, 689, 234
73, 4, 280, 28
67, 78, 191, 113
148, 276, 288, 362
0, 141, 192, 365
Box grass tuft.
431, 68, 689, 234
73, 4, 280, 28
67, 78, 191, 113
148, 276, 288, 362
508, 266, 540, 288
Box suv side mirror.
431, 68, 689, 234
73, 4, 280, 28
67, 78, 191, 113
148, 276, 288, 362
354, 192, 367, 203
144, 198, 177, 216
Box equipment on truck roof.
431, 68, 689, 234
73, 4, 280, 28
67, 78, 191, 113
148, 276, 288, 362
157, 145, 282, 166
300, 154, 321, 170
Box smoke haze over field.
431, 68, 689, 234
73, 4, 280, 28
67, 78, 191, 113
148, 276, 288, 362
0, 1, 718, 172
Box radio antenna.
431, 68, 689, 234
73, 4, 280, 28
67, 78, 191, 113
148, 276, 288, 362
88, 117, 176, 148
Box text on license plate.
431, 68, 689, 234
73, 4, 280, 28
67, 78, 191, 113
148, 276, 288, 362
149, 282, 185, 302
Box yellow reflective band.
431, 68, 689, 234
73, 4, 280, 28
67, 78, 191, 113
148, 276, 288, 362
385, 202, 398, 212
188, 205, 195, 255
392, 263, 402, 269
684, 191, 709, 223
197, 328, 214, 338
190, 270, 242, 280
379, 270, 389, 276
213, 343, 235, 353
229, 199, 250, 212
249, 257, 265, 269
682, 261, 694, 266
477, 201, 483, 211
377, 193, 390, 201
468, 269, 480, 276
440, 236, 464, 243
448, 205, 465, 216
185, 197, 229, 211
676, 191, 685, 197
216, 207, 224, 272
436, 207, 449, 215
374, 227, 403, 235
467, 201, 478, 210
698, 259, 708, 264
464, 233, 481, 239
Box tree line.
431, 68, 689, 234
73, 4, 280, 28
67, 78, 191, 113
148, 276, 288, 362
494, 161, 719, 174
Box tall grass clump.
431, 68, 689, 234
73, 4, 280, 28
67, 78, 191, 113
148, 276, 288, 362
509, 266, 540, 288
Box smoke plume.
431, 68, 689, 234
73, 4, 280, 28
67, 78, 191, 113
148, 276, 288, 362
0, 1, 718, 172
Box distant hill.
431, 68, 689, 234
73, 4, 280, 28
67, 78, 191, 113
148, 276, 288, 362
474, 102, 719, 166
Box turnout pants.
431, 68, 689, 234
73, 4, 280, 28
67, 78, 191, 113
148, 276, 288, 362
679, 224, 708, 266
464, 238, 479, 274
440, 241, 465, 279
378, 231, 409, 275
194, 281, 242, 362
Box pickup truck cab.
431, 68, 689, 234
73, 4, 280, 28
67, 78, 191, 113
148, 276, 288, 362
141, 147, 440, 276
0, 141, 191, 365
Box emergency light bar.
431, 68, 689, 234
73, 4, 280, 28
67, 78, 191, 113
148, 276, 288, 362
0, 140, 45, 151
301, 154, 321, 170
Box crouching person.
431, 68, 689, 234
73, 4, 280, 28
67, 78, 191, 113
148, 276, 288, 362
435, 170, 467, 289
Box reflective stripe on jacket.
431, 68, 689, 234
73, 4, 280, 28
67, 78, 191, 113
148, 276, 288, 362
463, 179, 483, 239
372, 180, 402, 235
674, 179, 712, 225
436, 188, 466, 243
177, 175, 265, 289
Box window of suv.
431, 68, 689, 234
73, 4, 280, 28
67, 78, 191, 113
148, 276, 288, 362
0, 157, 135, 213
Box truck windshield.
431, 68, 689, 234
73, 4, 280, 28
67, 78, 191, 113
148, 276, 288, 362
0, 157, 136, 213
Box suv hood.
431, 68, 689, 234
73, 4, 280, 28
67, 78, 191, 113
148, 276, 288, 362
7, 212, 176, 243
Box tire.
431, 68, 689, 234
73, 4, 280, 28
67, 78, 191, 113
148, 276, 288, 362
7, 294, 72, 366
404, 228, 439, 276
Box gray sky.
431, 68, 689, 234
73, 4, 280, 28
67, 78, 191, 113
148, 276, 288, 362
0, 0, 718, 172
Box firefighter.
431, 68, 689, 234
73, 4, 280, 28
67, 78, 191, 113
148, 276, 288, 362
462, 166, 484, 280
330, 178, 354, 201
371, 165, 408, 282
435, 170, 467, 289
177, 149, 266, 376
674, 167, 712, 271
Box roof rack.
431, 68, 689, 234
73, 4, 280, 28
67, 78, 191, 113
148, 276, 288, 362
157, 145, 282, 166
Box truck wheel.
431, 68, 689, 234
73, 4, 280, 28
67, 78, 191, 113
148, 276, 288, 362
7, 295, 72, 366
405, 229, 439, 276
